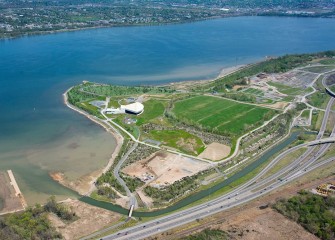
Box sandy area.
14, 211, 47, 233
48, 199, 122, 240
0, 171, 25, 215
218, 65, 246, 78
199, 142, 231, 161
123, 151, 210, 186
163, 65, 246, 90
50, 169, 103, 195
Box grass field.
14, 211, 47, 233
149, 129, 205, 155
108, 98, 120, 108
301, 109, 310, 119
136, 99, 165, 125
304, 65, 335, 73
242, 88, 264, 96
267, 81, 304, 96
318, 59, 335, 65
308, 91, 330, 109
172, 96, 276, 137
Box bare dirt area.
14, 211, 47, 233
148, 161, 335, 240
221, 208, 317, 240
48, 199, 122, 240
123, 151, 209, 186
261, 101, 289, 110
0, 171, 25, 215
137, 188, 154, 208
199, 142, 231, 161
50, 169, 104, 195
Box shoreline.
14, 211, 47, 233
164, 64, 248, 89
61, 88, 124, 196
1, 14, 332, 41
0, 15, 227, 41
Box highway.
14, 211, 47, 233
101, 90, 335, 240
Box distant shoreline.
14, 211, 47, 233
0, 15, 226, 41
2, 14, 333, 41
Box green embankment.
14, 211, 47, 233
179, 228, 229, 240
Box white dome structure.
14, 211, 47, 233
120, 102, 144, 115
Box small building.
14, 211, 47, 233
105, 108, 124, 114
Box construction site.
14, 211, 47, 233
122, 151, 210, 187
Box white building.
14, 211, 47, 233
120, 102, 144, 115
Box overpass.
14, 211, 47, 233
321, 72, 335, 97
325, 87, 335, 98
307, 137, 335, 146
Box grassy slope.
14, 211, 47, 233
149, 129, 205, 155
136, 99, 165, 126
267, 81, 304, 95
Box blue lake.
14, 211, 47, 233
0, 16, 335, 204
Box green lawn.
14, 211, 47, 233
301, 109, 310, 119
108, 98, 120, 108
308, 91, 330, 109
172, 96, 276, 137
268, 81, 304, 95
149, 129, 205, 155
304, 65, 335, 73
318, 59, 335, 65
243, 88, 264, 96
136, 99, 165, 125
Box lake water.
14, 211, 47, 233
1, 16, 335, 205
